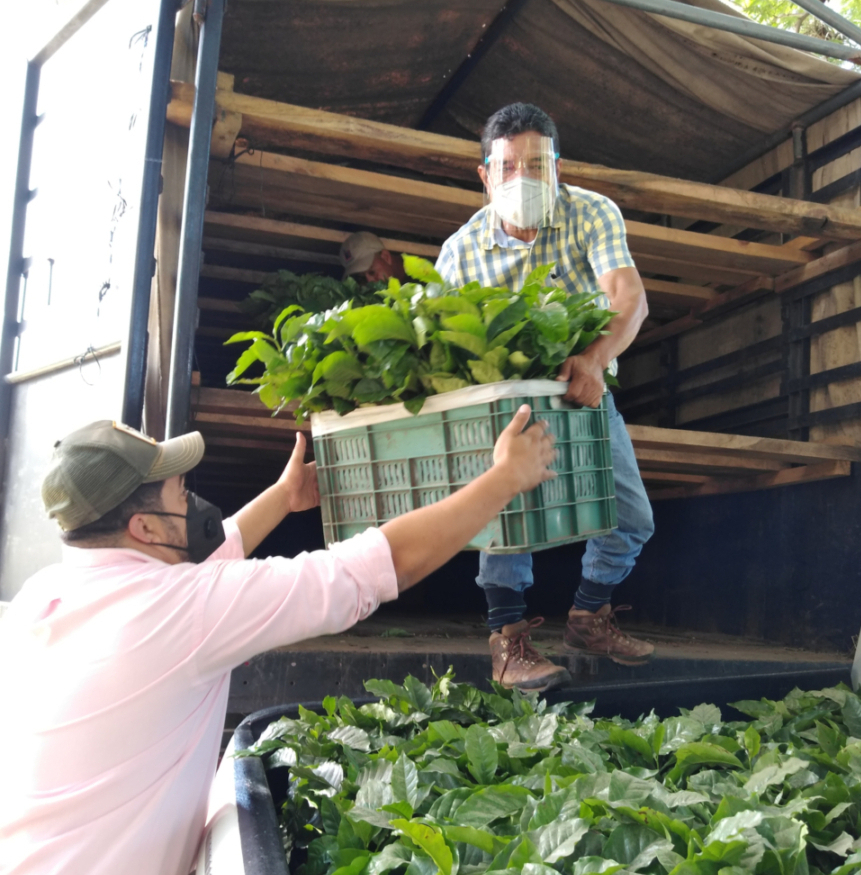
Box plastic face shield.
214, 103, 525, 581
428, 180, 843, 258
484, 134, 559, 230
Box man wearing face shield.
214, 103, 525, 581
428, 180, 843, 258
0, 414, 557, 875
436, 103, 655, 693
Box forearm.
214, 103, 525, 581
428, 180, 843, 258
381, 466, 519, 591
234, 483, 291, 557
583, 298, 648, 369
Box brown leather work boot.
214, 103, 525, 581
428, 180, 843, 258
489, 618, 571, 692
564, 604, 654, 666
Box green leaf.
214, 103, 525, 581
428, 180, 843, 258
487, 298, 528, 340
226, 345, 263, 383
315, 351, 364, 384
508, 350, 532, 373
390, 820, 453, 875
465, 724, 499, 784
442, 825, 503, 855
424, 296, 480, 317
351, 306, 416, 346
842, 695, 861, 736
429, 375, 471, 394
437, 330, 487, 357
529, 818, 590, 863
529, 302, 569, 343
225, 329, 272, 345
403, 256, 445, 286
455, 785, 534, 826
467, 360, 505, 385
392, 753, 420, 810
743, 725, 761, 759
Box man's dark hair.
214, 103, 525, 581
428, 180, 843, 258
61, 480, 165, 545
481, 103, 560, 161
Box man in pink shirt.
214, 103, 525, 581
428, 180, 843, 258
0, 409, 555, 875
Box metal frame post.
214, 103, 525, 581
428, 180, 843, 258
594, 0, 861, 62
0, 62, 41, 473
119, 0, 181, 430
165, 0, 225, 439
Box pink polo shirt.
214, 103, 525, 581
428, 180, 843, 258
0, 519, 397, 875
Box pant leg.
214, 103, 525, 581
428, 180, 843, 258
476, 551, 533, 592
581, 392, 654, 585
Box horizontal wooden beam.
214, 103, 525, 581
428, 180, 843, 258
204, 212, 442, 259
167, 80, 861, 240
774, 238, 861, 294
203, 236, 343, 265
634, 446, 788, 474
628, 424, 861, 464
648, 460, 851, 501
641, 278, 716, 309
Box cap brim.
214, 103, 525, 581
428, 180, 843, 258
342, 251, 377, 280
143, 431, 205, 482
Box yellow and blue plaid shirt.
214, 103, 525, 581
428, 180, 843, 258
435, 184, 635, 377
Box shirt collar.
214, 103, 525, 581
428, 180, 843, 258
61, 542, 169, 568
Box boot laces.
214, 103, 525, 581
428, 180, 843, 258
599, 604, 635, 640
501, 617, 547, 679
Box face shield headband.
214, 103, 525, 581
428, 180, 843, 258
485, 134, 559, 231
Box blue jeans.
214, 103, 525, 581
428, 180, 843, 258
476, 392, 654, 594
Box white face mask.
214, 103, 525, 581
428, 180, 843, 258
492, 176, 555, 229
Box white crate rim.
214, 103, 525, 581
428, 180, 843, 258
310, 379, 569, 436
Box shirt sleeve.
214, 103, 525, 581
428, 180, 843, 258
189, 527, 398, 678
435, 237, 459, 286
584, 196, 636, 279
204, 516, 244, 562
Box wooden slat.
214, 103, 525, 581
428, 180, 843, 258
648, 460, 851, 501
633, 254, 759, 286
634, 447, 789, 475
641, 278, 716, 308
204, 212, 442, 259
627, 424, 861, 464
167, 80, 861, 240
203, 236, 343, 265
201, 264, 269, 285
774, 239, 861, 294
626, 222, 813, 275
634, 275, 775, 347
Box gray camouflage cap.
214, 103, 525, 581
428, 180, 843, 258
42, 420, 205, 531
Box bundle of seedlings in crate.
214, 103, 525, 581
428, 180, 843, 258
225, 257, 616, 421
236, 670, 861, 875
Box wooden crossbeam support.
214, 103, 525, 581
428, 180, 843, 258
167, 80, 861, 240
627, 424, 861, 464
204, 212, 442, 259
648, 460, 851, 501
641, 279, 716, 309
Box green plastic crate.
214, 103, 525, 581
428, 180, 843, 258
310, 380, 617, 553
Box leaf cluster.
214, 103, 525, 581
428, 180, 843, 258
226, 257, 615, 421
238, 270, 385, 325
238, 672, 861, 875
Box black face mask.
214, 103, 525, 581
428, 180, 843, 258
146, 491, 226, 563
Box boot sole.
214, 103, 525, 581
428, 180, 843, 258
497, 668, 572, 693
563, 642, 654, 666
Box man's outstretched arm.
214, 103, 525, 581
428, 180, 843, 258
381, 405, 556, 589
233, 432, 320, 556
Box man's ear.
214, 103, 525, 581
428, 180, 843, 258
127, 513, 156, 545
477, 164, 490, 195
380, 249, 394, 267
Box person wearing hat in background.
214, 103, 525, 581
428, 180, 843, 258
0, 412, 556, 875
339, 230, 407, 284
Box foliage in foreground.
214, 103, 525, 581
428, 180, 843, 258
237, 670, 861, 875
225, 258, 615, 422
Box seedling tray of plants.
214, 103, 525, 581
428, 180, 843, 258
310, 381, 616, 553
229, 671, 861, 875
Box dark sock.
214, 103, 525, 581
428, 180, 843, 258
484, 586, 527, 631
573, 576, 616, 612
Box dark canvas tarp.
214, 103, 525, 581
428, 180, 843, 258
218, 0, 858, 180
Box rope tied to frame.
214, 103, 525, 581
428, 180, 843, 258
74, 346, 102, 386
